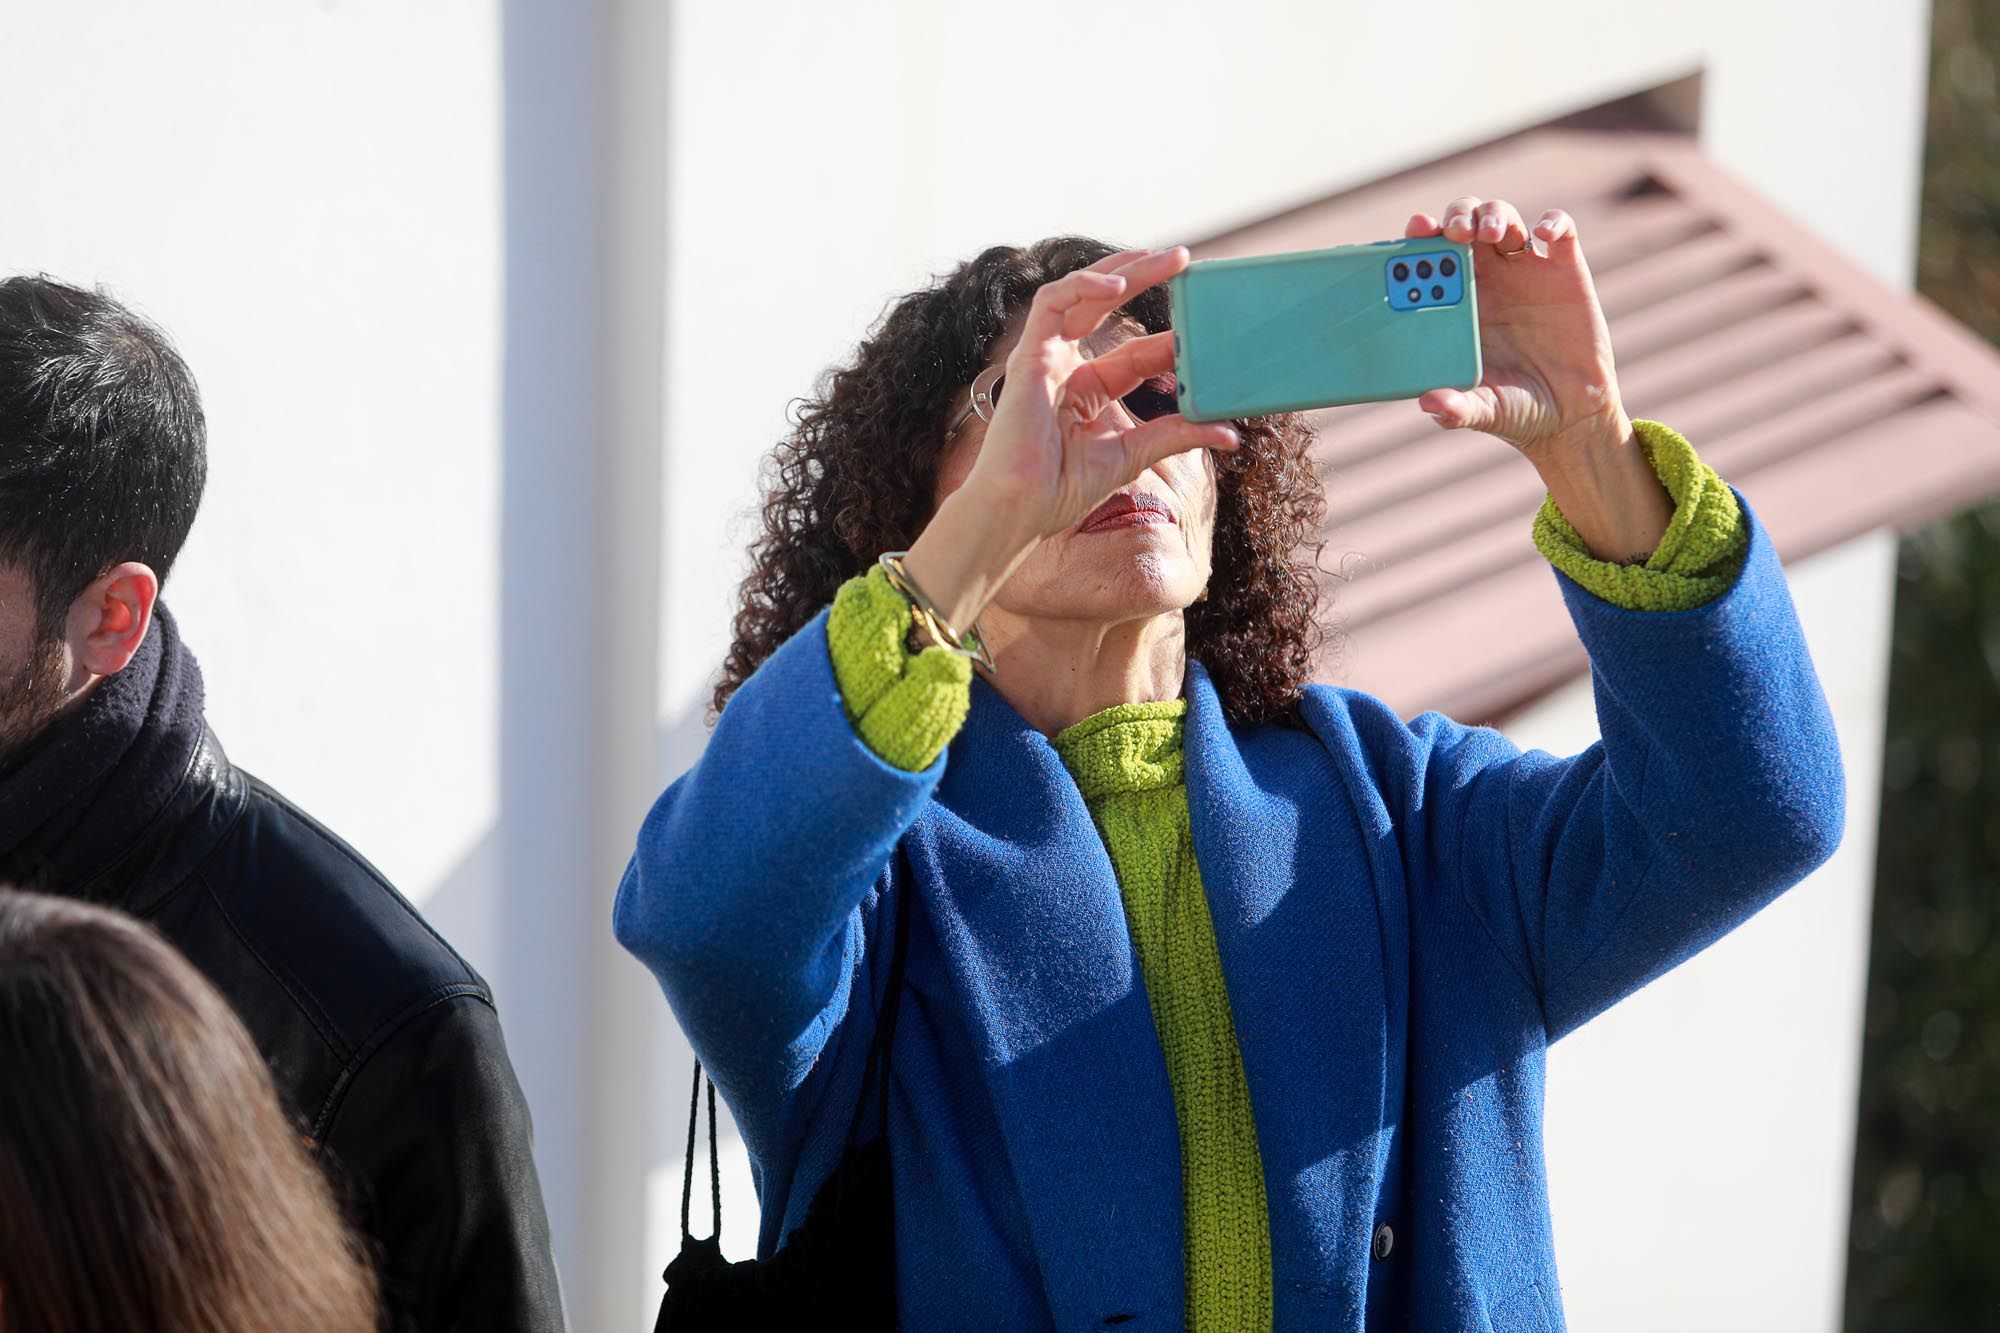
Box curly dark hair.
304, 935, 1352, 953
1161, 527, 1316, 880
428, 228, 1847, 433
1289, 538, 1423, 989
715, 236, 1328, 725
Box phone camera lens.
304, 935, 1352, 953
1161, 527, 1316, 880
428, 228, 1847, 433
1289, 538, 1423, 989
1439, 256, 1457, 278
1431, 284, 1444, 300
1392, 262, 1411, 282
1415, 260, 1434, 280
1407, 287, 1422, 303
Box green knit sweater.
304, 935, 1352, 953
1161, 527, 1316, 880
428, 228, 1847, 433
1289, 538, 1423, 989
1054, 699, 1267, 1331
823, 419, 1744, 1331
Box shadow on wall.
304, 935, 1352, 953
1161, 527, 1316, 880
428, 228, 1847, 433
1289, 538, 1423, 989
419, 696, 718, 1188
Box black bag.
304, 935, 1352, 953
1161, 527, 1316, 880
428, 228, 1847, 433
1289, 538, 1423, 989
654, 886, 910, 1331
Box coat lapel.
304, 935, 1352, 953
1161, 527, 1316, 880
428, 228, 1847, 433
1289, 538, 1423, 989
903, 678, 1185, 1330
1182, 664, 1398, 1323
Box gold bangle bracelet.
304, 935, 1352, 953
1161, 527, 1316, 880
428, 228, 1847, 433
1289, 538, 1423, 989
877, 551, 996, 673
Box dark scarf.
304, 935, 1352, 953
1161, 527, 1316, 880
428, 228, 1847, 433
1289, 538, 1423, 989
0, 606, 207, 901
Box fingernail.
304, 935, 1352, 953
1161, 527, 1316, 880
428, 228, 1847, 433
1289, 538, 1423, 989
1427, 412, 1452, 426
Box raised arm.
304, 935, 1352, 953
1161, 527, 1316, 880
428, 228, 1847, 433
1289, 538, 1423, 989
1331, 491, 1842, 1039
611, 612, 947, 1156
1337, 198, 1844, 1036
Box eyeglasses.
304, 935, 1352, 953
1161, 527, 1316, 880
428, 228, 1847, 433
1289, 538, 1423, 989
944, 359, 1181, 440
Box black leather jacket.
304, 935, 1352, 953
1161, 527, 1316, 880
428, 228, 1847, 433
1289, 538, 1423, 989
0, 615, 565, 1332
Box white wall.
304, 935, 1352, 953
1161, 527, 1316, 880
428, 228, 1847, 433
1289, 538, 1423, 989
0, 5, 657, 1329
0, 0, 504, 929
1512, 531, 1897, 1332
658, 0, 1932, 737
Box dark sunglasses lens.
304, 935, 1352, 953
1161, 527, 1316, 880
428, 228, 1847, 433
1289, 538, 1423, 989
1122, 375, 1178, 422
988, 373, 1004, 411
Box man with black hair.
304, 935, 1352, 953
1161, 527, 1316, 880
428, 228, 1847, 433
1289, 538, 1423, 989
0, 276, 565, 1332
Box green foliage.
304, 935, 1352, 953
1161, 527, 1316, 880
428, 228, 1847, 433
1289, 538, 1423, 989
1914, 0, 2000, 341
1846, 511, 2000, 1327
1843, 1, 2000, 1326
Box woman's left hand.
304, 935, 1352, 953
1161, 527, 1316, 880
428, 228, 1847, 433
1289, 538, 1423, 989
1408, 197, 1671, 562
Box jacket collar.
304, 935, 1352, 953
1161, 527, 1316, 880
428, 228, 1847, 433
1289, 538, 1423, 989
1185, 665, 1397, 1318
903, 674, 1186, 1328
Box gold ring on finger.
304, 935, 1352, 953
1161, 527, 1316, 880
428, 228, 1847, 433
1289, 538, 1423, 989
1496, 241, 1532, 258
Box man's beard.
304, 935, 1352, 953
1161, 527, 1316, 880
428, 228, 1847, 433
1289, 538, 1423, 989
0, 632, 73, 779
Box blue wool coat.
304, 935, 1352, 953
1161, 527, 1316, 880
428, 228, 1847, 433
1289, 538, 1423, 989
615, 503, 1844, 1332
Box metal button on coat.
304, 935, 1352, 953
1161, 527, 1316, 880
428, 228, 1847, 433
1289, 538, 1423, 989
1372, 1223, 1395, 1260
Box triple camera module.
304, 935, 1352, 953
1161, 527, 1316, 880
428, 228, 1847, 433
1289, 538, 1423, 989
1385, 251, 1464, 312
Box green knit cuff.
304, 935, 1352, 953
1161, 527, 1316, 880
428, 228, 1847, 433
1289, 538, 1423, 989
826, 567, 972, 773
1532, 419, 1748, 612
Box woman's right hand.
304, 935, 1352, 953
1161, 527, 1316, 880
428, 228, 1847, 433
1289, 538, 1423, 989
903, 247, 1239, 633
966, 246, 1239, 539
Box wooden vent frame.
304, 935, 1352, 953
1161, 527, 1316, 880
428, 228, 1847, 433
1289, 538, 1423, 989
1196, 128, 2000, 723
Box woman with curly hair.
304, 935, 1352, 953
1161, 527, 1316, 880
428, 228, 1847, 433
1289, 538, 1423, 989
617, 200, 1844, 1331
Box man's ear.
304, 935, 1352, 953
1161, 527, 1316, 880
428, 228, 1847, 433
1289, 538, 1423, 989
66, 563, 160, 681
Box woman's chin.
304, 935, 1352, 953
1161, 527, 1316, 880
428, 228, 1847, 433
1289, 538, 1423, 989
1080, 551, 1206, 617
996, 532, 1211, 623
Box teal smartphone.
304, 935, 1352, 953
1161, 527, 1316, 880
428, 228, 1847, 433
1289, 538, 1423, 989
1168, 238, 1482, 422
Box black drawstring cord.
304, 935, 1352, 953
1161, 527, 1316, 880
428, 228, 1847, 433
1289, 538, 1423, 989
708, 1079, 721, 1236
680, 1060, 724, 1242
680, 1061, 700, 1240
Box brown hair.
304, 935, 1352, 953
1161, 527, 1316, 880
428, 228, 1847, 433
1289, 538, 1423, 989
715, 236, 1328, 725
0, 888, 380, 1333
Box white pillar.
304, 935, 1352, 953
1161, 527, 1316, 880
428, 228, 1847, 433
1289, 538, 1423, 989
497, 1, 665, 1327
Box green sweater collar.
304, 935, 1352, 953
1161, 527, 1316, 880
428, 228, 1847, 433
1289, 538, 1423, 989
1051, 699, 1187, 801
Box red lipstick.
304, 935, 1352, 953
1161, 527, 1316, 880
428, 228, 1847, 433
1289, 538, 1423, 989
1078, 491, 1178, 535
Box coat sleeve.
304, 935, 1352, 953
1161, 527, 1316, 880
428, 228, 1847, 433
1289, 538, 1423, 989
320, 993, 566, 1333
1329, 497, 1846, 1039
612, 608, 943, 1161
